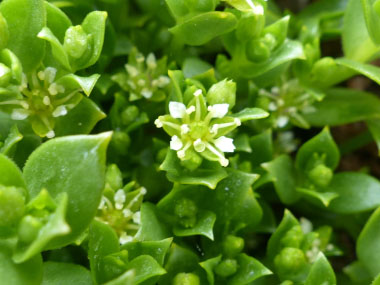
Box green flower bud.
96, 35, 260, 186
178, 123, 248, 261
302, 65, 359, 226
64, 25, 89, 59
121, 105, 139, 125
206, 79, 236, 109
246, 38, 270, 63
0, 62, 12, 86
110, 131, 131, 156
0, 186, 25, 227
223, 235, 245, 257
214, 258, 238, 277
281, 225, 303, 248
308, 164, 333, 188
174, 198, 198, 228
106, 164, 123, 191
0, 12, 9, 50
173, 272, 200, 285
236, 11, 265, 42
310, 57, 337, 80
18, 215, 43, 243
274, 247, 307, 274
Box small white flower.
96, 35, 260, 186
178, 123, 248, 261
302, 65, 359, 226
193, 89, 202, 97
208, 104, 229, 118
193, 139, 206, 152
169, 101, 187, 118
170, 135, 183, 151
214, 136, 235, 152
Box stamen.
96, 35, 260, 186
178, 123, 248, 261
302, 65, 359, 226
193, 139, 206, 152
181, 124, 190, 135
154, 119, 163, 128
177, 141, 192, 159
206, 143, 229, 167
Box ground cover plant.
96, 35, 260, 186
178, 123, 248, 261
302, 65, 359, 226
3, 0, 380, 284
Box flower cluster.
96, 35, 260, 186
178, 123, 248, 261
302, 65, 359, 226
112, 48, 170, 102
97, 184, 146, 245
0, 67, 82, 138
155, 89, 241, 167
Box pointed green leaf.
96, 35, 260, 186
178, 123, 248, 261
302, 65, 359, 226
127, 255, 166, 284
169, 12, 238, 46
231, 108, 269, 122
0, 0, 46, 72
297, 188, 338, 207
200, 255, 222, 285
42, 262, 92, 285
174, 210, 216, 240
23, 132, 112, 248
358, 207, 380, 277
0, 125, 22, 156
56, 74, 100, 96
136, 203, 170, 241
305, 252, 336, 285
0, 153, 25, 189
328, 172, 380, 214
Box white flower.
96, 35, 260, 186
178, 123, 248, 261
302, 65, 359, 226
208, 104, 229, 118
169, 101, 187, 118
170, 135, 183, 151
214, 136, 235, 152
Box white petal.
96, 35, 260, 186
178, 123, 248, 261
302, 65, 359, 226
277, 116, 289, 128
170, 135, 183, 151
208, 104, 229, 118
169, 101, 187, 118
11, 109, 29, 120
114, 189, 126, 209
214, 136, 235, 153
146, 53, 157, 69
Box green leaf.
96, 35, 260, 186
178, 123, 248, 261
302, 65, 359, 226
373, 274, 380, 285
13, 191, 70, 263
367, 119, 380, 155
89, 220, 120, 284
45, 1, 71, 42
56, 74, 100, 96
262, 155, 300, 204
0, 241, 43, 285
0, 153, 26, 189
231, 108, 269, 122
104, 270, 135, 285
267, 209, 299, 259
357, 207, 380, 277
303, 88, 380, 126
305, 252, 336, 285
121, 238, 173, 266
0, 125, 22, 156
228, 253, 272, 285
239, 40, 305, 78
136, 203, 170, 241
54, 97, 106, 136
343, 0, 380, 61
0, 12, 9, 50
170, 12, 238, 46
173, 210, 216, 240
328, 172, 380, 214
127, 255, 166, 284
37, 27, 71, 70
297, 188, 339, 207
42, 261, 92, 285
23, 132, 112, 248
0, 0, 46, 72
199, 255, 222, 285
295, 127, 340, 171
73, 11, 107, 70
336, 58, 380, 85
360, 0, 380, 44
160, 150, 228, 189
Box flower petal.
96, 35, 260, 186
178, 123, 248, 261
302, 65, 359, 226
170, 135, 183, 151
214, 136, 235, 153
208, 103, 229, 118
169, 101, 187, 118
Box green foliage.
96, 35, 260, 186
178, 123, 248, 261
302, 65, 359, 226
2, 0, 380, 284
